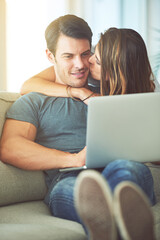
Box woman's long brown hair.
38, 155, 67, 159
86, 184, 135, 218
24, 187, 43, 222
98, 28, 155, 96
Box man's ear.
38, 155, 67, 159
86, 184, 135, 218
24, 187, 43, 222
46, 49, 55, 64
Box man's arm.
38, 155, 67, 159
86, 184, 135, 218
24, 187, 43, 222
0, 119, 86, 170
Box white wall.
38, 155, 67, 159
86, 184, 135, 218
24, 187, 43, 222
121, 0, 148, 46
147, 0, 160, 81
83, 0, 122, 46
0, 0, 7, 90
6, 0, 68, 92
2, 0, 160, 92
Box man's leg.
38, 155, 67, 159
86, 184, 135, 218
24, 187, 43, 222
48, 171, 81, 223
102, 159, 156, 205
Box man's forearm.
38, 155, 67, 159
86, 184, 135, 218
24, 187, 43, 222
0, 137, 84, 170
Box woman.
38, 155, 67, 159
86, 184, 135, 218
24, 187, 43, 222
21, 28, 157, 100
21, 28, 157, 240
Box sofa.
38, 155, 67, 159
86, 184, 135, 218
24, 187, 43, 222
0, 91, 160, 240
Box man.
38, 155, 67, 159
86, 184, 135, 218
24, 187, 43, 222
0, 15, 92, 171
0, 15, 156, 240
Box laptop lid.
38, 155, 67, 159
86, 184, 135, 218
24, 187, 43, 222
86, 92, 160, 168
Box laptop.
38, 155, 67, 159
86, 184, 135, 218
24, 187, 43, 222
60, 92, 160, 172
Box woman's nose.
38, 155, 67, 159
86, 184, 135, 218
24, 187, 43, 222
89, 54, 94, 64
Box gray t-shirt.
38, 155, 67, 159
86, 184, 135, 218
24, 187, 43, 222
6, 92, 88, 187
7, 92, 87, 152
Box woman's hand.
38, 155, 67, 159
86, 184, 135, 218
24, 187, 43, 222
70, 87, 99, 105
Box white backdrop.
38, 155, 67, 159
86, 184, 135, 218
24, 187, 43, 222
5, 0, 160, 92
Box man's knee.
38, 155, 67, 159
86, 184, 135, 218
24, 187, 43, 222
105, 159, 149, 173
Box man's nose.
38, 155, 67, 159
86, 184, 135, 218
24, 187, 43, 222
74, 56, 85, 69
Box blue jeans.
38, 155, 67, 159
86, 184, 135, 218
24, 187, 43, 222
47, 159, 156, 225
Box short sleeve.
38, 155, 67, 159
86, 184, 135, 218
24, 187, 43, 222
6, 93, 41, 128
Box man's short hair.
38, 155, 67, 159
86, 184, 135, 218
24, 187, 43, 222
45, 14, 93, 55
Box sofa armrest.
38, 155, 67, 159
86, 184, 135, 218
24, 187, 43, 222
0, 160, 47, 206
148, 165, 160, 200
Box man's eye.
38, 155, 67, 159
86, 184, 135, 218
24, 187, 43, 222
63, 55, 72, 59
82, 52, 91, 57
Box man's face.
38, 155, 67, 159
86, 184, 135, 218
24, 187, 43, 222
48, 34, 91, 88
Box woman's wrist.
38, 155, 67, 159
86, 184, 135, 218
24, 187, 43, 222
70, 87, 83, 100
66, 86, 96, 103
70, 87, 94, 101
66, 86, 82, 101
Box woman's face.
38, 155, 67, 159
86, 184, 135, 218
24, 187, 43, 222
89, 45, 101, 80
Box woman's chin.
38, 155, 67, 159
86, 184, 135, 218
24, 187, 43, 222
90, 74, 100, 81
89, 71, 99, 81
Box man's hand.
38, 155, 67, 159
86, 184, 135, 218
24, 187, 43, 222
75, 146, 87, 167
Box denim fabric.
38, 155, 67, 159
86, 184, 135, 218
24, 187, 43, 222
101, 159, 156, 205
47, 160, 156, 226
48, 171, 82, 223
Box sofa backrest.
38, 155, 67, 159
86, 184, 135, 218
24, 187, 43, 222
0, 161, 47, 206
0, 92, 20, 137
0, 92, 47, 206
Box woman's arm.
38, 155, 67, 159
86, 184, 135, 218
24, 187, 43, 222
21, 66, 99, 103
20, 66, 66, 96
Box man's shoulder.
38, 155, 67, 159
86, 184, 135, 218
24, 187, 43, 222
21, 92, 48, 100
6, 92, 46, 127
9, 92, 50, 113
18, 92, 55, 104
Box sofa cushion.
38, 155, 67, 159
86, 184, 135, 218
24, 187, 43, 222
0, 161, 47, 206
0, 201, 51, 223
0, 201, 86, 240
0, 223, 86, 240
